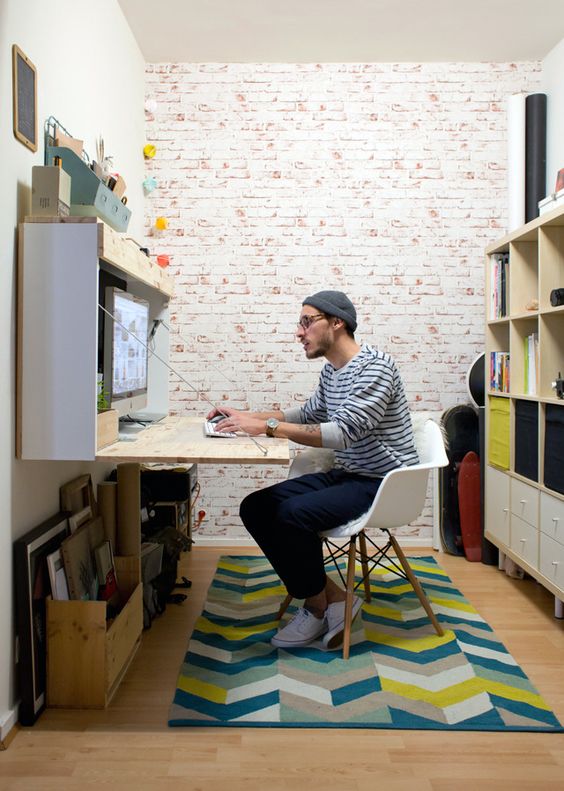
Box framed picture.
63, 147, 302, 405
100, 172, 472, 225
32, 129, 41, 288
14, 512, 69, 725
60, 474, 97, 516
12, 44, 37, 152
68, 505, 92, 534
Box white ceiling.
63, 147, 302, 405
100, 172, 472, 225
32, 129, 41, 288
118, 0, 564, 63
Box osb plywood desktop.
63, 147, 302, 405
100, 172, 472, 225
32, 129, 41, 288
96, 415, 290, 465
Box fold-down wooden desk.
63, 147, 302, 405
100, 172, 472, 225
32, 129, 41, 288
96, 415, 290, 465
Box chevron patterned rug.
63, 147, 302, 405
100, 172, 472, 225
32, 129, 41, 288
169, 555, 563, 731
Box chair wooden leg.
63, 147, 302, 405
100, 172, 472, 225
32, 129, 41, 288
388, 534, 444, 637
358, 530, 371, 603
342, 537, 358, 660
277, 593, 293, 620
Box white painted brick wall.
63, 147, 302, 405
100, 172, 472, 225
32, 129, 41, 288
144, 62, 540, 542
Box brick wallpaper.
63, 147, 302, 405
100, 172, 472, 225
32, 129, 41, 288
144, 62, 540, 542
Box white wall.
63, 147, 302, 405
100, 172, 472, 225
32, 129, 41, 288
542, 38, 564, 194
0, 0, 145, 737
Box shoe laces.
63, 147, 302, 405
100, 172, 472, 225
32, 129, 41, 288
292, 607, 318, 631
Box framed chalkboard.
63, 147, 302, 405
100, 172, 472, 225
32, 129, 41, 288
12, 45, 37, 152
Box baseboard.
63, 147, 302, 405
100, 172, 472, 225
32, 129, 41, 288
0, 707, 17, 749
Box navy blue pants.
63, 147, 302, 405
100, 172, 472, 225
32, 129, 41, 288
239, 469, 382, 599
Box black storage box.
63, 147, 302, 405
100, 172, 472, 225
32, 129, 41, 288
514, 399, 538, 481
544, 405, 564, 495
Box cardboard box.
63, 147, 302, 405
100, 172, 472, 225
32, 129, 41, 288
538, 188, 564, 216
32, 165, 71, 217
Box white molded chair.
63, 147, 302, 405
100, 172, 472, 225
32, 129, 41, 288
278, 418, 449, 659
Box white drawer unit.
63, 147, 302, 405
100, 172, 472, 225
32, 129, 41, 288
539, 532, 564, 592
510, 478, 539, 528
540, 492, 564, 545
510, 514, 539, 570
485, 466, 510, 545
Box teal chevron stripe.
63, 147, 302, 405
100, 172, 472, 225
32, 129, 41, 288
169, 555, 563, 732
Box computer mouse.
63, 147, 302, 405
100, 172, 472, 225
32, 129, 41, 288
209, 414, 224, 424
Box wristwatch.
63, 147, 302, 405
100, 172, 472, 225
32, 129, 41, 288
265, 417, 280, 437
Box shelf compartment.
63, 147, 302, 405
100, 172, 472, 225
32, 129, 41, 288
510, 316, 538, 397
514, 399, 539, 482
509, 240, 538, 316
539, 312, 564, 399
538, 226, 564, 311
488, 395, 510, 470
544, 404, 564, 495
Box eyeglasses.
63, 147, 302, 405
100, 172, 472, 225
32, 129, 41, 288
296, 313, 325, 330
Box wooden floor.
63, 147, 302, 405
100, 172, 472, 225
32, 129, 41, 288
1, 546, 564, 790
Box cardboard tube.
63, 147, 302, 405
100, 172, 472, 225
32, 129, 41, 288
116, 464, 141, 556
507, 93, 526, 231
97, 480, 117, 552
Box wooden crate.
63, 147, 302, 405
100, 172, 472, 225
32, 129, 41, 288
96, 408, 118, 450
46, 555, 142, 709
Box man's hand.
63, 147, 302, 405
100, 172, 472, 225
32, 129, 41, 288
210, 410, 268, 436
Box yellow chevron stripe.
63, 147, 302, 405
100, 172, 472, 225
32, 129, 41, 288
218, 560, 256, 574
244, 584, 287, 601
365, 627, 454, 651
381, 675, 485, 706
195, 615, 278, 640
363, 603, 404, 621
366, 562, 447, 578
380, 675, 550, 711
431, 597, 477, 613
482, 679, 551, 711
178, 674, 227, 704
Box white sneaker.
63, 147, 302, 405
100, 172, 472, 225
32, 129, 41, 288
271, 607, 328, 648
322, 596, 363, 649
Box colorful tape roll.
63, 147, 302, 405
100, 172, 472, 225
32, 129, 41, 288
156, 254, 170, 268
143, 143, 156, 159
155, 216, 168, 230
143, 176, 157, 193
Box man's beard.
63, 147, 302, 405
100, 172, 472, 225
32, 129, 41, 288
304, 332, 331, 359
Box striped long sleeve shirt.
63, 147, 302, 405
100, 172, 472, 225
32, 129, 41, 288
283, 344, 418, 478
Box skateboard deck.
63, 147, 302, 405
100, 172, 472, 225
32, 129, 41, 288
458, 451, 482, 562
439, 405, 479, 555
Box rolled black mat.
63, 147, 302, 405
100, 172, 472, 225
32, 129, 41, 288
525, 93, 547, 223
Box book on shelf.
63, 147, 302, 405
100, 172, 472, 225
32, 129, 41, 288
489, 351, 510, 393
490, 252, 509, 319
524, 332, 539, 395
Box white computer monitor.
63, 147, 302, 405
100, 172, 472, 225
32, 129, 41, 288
103, 287, 150, 417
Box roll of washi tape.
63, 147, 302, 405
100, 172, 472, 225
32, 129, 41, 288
143, 143, 156, 158
155, 216, 168, 230
143, 176, 157, 193
157, 254, 170, 268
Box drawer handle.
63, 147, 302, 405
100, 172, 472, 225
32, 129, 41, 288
503, 508, 509, 513
552, 517, 560, 524
520, 538, 526, 544
552, 561, 559, 567
520, 499, 527, 505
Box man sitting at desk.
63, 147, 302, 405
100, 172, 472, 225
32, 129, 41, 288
207, 290, 417, 650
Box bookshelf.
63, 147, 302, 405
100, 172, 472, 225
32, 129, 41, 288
485, 203, 564, 616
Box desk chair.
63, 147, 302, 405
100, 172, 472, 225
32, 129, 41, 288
278, 417, 449, 659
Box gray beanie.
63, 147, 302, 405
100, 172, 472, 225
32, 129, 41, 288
302, 290, 357, 332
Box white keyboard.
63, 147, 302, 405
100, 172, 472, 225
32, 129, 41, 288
204, 420, 237, 438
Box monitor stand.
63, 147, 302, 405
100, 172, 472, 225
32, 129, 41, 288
128, 410, 168, 425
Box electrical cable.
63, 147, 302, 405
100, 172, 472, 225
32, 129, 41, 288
98, 304, 268, 456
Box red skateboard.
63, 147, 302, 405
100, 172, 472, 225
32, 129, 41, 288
457, 451, 482, 562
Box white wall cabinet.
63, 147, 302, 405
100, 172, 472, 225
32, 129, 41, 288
484, 203, 564, 614
17, 218, 174, 461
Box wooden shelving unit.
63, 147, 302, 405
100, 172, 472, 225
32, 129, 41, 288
485, 204, 564, 616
